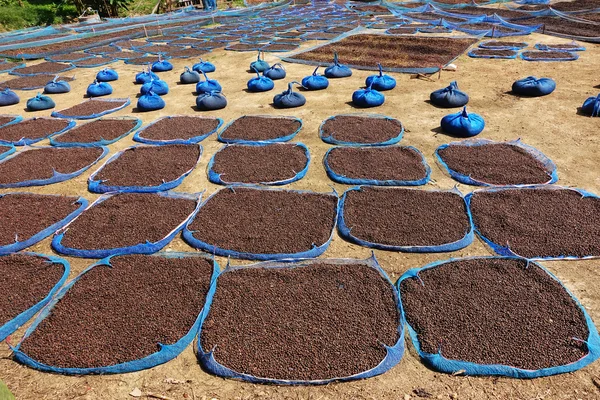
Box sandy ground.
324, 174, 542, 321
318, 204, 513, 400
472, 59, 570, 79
0, 31, 599, 400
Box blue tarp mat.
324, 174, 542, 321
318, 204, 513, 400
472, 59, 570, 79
338, 186, 474, 252
12, 252, 219, 375
183, 186, 339, 261
0, 146, 109, 189
0, 144, 15, 161
217, 115, 303, 144
324, 146, 431, 186
50, 117, 142, 148
0, 118, 76, 147
207, 142, 310, 186
197, 254, 405, 385
0, 114, 22, 128
319, 114, 404, 146
0, 252, 70, 342
52, 98, 131, 120
398, 255, 600, 378
133, 115, 223, 145
88, 144, 202, 193
465, 185, 600, 260
0, 62, 25, 74
435, 138, 558, 186
0, 193, 88, 255
52, 191, 202, 259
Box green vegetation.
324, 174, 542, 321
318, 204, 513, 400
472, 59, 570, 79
0, 0, 77, 31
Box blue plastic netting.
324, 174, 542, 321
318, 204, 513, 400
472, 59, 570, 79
217, 115, 303, 144
338, 185, 474, 252
12, 252, 219, 375
398, 255, 600, 378
0, 118, 75, 147
0, 193, 88, 255
435, 138, 558, 186
197, 254, 405, 385
0, 252, 70, 342
0, 114, 22, 128
0, 146, 109, 189
324, 146, 431, 186
0, 62, 25, 74
207, 142, 310, 186
52, 98, 131, 120
88, 144, 202, 193
319, 114, 404, 146
133, 115, 223, 145
182, 186, 339, 261
50, 117, 142, 148
52, 191, 202, 259
0, 144, 15, 161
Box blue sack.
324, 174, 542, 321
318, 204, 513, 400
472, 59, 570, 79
196, 91, 227, 111
196, 71, 222, 94
135, 68, 159, 84
96, 68, 119, 82
352, 83, 385, 108
44, 76, 71, 94
249, 51, 269, 73
441, 107, 485, 137
302, 66, 329, 91
86, 80, 113, 97
192, 58, 216, 73
247, 67, 274, 92
0, 89, 19, 106
137, 91, 165, 111
263, 63, 286, 80
180, 66, 201, 84
324, 52, 352, 78
430, 81, 469, 108
365, 63, 396, 91
273, 82, 306, 109
151, 58, 173, 72
26, 93, 55, 111
582, 94, 600, 117
512, 76, 556, 97
141, 78, 169, 96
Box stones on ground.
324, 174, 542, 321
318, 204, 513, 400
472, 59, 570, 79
210, 143, 308, 184
218, 116, 301, 143
400, 257, 590, 371
436, 141, 554, 185
340, 186, 471, 249
469, 186, 600, 258
321, 115, 403, 145
18, 254, 214, 369
51, 118, 139, 145
186, 187, 337, 258
0, 147, 105, 187
200, 261, 399, 381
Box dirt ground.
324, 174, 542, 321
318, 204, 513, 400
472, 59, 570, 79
0, 31, 599, 400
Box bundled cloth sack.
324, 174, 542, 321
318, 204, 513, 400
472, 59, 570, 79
141, 78, 169, 95
441, 106, 485, 137
44, 76, 71, 94
365, 63, 396, 91
193, 59, 216, 73
151, 57, 173, 72
135, 68, 159, 84
250, 51, 269, 73
196, 71, 222, 94
0, 89, 20, 106
96, 68, 119, 82
302, 66, 329, 91
196, 90, 227, 111
86, 80, 113, 97
512, 76, 556, 97
352, 82, 385, 108
247, 67, 274, 92
581, 94, 600, 117
263, 63, 286, 80
430, 81, 469, 108
181, 67, 201, 84
26, 93, 55, 111
137, 91, 165, 111
273, 82, 306, 109
324, 52, 352, 78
